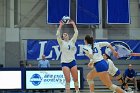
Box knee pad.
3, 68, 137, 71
87, 79, 94, 85
74, 81, 79, 87
65, 82, 70, 89
76, 90, 80, 93
109, 84, 118, 91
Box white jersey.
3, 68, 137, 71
83, 42, 110, 63
59, 40, 76, 63
56, 29, 78, 63
106, 59, 118, 76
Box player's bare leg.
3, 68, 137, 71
99, 72, 126, 93
62, 67, 71, 93
71, 66, 80, 93
87, 69, 98, 93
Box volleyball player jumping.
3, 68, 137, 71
56, 20, 80, 93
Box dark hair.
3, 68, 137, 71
61, 33, 69, 40
104, 53, 111, 59
61, 34, 64, 40
85, 35, 94, 49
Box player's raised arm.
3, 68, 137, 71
108, 44, 119, 58
56, 21, 63, 45
98, 42, 119, 58
69, 20, 78, 43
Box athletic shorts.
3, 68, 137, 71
61, 60, 77, 69
114, 69, 121, 77
94, 60, 109, 72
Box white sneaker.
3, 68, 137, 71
128, 91, 134, 93
127, 87, 132, 92
124, 91, 128, 93
125, 91, 134, 93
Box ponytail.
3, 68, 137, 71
85, 35, 94, 49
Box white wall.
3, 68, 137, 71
20, 0, 46, 27
129, 0, 140, 28
0, 0, 139, 28
18, 0, 140, 28
6, 28, 19, 42
0, 0, 4, 27
129, 28, 140, 39
0, 28, 6, 66
19, 27, 93, 40
18, 0, 140, 40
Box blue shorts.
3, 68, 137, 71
61, 60, 77, 69
94, 60, 108, 72
114, 70, 121, 77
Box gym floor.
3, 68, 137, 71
1, 89, 139, 93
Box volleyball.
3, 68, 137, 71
61, 16, 70, 24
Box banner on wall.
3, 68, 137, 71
27, 40, 140, 60
47, 0, 70, 24
76, 0, 99, 24
107, 0, 130, 24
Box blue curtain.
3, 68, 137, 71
76, 0, 99, 24
107, 0, 130, 24
47, 0, 70, 24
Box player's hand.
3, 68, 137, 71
130, 78, 133, 81
88, 62, 93, 68
59, 20, 64, 26
113, 51, 119, 58
69, 20, 75, 25
83, 50, 89, 56
84, 50, 93, 59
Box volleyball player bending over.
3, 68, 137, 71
83, 35, 127, 93
56, 20, 80, 93
103, 54, 127, 92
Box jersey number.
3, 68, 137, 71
93, 47, 98, 53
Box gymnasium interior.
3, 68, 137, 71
0, 0, 140, 93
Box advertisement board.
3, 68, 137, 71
26, 68, 83, 89
0, 71, 22, 89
